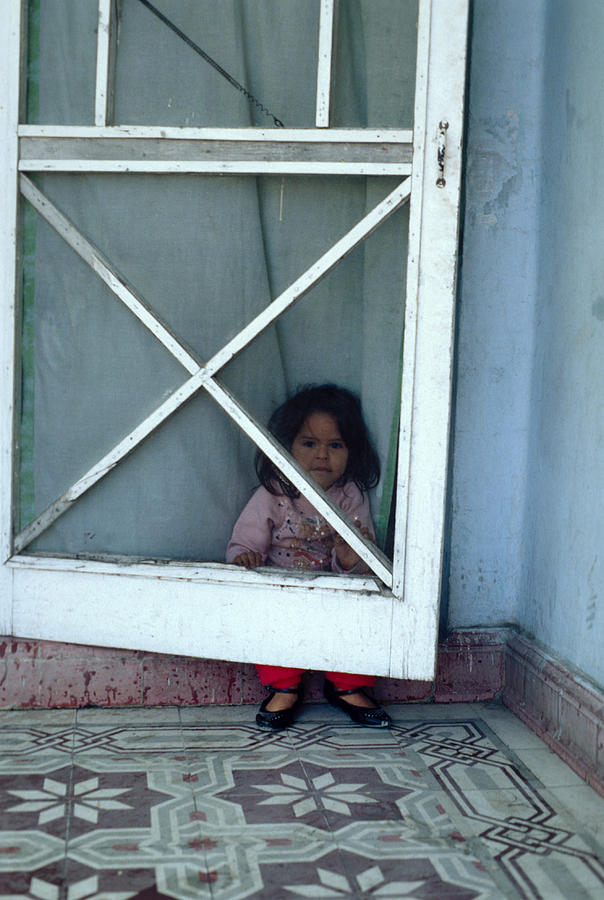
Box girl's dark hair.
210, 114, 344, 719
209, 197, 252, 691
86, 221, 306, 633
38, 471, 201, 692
256, 384, 380, 497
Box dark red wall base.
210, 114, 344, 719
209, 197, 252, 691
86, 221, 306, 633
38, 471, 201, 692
0, 629, 506, 709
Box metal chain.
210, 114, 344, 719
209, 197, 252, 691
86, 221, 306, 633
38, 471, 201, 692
136, 0, 284, 127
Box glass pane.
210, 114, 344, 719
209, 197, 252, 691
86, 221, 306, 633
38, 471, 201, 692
18, 175, 408, 561
331, 0, 419, 128
25, 0, 418, 129
221, 176, 408, 552
26, 0, 98, 126
19, 176, 188, 529
114, 0, 319, 128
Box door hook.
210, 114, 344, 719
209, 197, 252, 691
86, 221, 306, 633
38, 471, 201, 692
436, 120, 449, 187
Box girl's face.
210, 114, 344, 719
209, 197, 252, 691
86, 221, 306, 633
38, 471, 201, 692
291, 412, 349, 491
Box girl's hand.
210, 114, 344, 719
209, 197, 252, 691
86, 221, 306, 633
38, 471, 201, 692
233, 551, 264, 569
334, 521, 374, 571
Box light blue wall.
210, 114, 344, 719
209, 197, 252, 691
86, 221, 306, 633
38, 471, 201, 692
521, 1, 604, 686
447, 0, 604, 689
448, 1, 545, 627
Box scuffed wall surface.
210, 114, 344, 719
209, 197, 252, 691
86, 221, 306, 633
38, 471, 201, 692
520, 1, 604, 686
449, 0, 603, 690
447, 1, 545, 626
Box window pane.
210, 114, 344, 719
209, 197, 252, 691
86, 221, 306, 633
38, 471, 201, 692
27, 0, 98, 126
114, 0, 319, 128
331, 0, 418, 129
26, 0, 418, 129
18, 175, 408, 562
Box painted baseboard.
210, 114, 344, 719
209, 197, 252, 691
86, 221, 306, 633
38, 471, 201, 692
503, 633, 604, 797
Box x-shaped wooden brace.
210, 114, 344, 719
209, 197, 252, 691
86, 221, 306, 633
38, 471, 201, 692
16, 174, 411, 585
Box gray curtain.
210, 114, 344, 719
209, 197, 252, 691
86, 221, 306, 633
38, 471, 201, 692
23, 0, 417, 562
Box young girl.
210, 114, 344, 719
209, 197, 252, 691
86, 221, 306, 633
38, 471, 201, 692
226, 384, 391, 730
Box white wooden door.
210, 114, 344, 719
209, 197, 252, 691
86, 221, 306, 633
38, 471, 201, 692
0, 0, 469, 679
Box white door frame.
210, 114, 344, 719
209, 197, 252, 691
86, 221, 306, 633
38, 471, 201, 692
0, 0, 469, 679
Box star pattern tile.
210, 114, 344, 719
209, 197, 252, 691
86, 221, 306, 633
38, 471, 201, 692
0, 703, 602, 899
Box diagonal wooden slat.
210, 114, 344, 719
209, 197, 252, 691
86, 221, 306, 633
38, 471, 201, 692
202, 179, 411, 377
14, 365, 392, 584
14, 179, 411, 559
203, 377, 393, 585
13, 369, 207, 554
20, 174, 410, 382
19, 175, 201, 375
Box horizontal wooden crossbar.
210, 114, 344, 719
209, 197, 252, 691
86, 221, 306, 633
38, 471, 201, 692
19, 143, 411, 177
18, 127, 413, 175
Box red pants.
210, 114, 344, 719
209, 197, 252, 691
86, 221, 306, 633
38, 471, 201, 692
257, 664, 374, 691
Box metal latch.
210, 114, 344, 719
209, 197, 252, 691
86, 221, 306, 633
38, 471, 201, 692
436, 121, 449, 188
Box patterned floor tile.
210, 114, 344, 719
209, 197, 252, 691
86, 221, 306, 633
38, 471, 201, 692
218, 761, 372, 829
256, 845, 495, 899
0, 709, 76, 727
296, 744, 435, 785
0, 706, 603, 900
0, 833, 65, 878
181, 723, 294, 754
75, 706, 182, 726
202, 764, 333, 830
68, 832, 216, 876
0, 763, 169, 840
0, 766, 73, 841
286, 721, 402, 749
184, 748, 306, 785
72, 725, 186, 756
236, 847, 354, 899
70, 752, 191, 775
171, 827, 338, 899
0, 753, 78, 781
63, 860, 161, 900
0, 726, 75, 761
495, 846, 604, 900
545, 784, 604, 838
0, 859, 67, 898
16, 856, 168, 900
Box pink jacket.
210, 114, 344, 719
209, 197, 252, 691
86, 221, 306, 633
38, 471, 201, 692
226, 482, 374, 573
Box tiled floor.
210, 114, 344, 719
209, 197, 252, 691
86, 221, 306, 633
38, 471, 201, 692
0, 702, 603, 899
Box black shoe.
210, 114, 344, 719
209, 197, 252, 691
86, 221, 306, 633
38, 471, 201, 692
324, 679, 391, 728
256, 685, 302, 730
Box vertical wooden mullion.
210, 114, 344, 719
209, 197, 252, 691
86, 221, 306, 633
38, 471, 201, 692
392, 0, 432, 599
315, 0, 335, 127
0, 0, 22, 630
390, 0, 469, 677
95, 0, 117, 126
